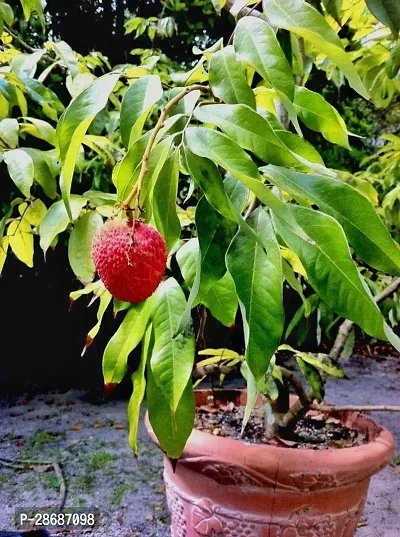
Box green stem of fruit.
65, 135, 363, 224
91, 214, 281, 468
122, 84, 210, 221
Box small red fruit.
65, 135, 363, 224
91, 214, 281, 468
92, 219, 167, 303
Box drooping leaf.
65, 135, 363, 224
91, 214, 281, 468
83, 289, 112, 355
103, 299, 152, 385
262, 0, 369, 99
19, 199, 47, 227
296, 352, 344, 378
147, 368, 194, 459
185, 126, 306, 237
20, 0, 45, 30
227, 208, 284, 381
209, 45, 256, 109
21, 148, 58, 199
150, 278, 195, 412
193, 104, 330, 174
56, 72, 120, 218
275, 205, 400, 348
68, 211, 103, 282
385, 42, 400, 79
39, 196, 88, 254
264, 165, 400, 276
0, 2, 14, 26
52, 41, 79, 77
0, 118, 18, 148
20, 117, 56, 145
23, 78, 64, 120
294, 86, 349, 149
7, 218, 33, 268
120, 75, 163, 148
153, 149, 181, 252
233, 16, 301, 133
128, 324, 154, 454
365, 0, 400, 38
322, 0, 342, 22
296, 357, 324, 401
177, 238, 238, 327
4, 149, 34, 198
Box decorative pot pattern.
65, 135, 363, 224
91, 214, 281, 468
166, 481, 366, 537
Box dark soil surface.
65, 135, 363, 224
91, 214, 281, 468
195, 405, 367, 448
0, 354, 399, 536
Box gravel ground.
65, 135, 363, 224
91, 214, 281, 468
0, 354, 399, 537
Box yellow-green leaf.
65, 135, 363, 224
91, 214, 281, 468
7, 218, 33, 268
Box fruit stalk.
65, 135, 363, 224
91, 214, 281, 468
122, 84, 210, 220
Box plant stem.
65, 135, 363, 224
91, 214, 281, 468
279, 366, 309, 408
310, 403, 400, 413
121, 84, 209, 220
330, 277, 400, 361
6, 28, 56, 64
281, 276, 400, 428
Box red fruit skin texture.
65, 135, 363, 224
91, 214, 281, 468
92, 219, 167, 303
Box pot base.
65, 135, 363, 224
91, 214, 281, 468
164, 459, 367, 537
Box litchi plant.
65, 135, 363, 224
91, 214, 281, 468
1, 0, 400, 459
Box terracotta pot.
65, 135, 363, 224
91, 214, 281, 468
145, 389, 394, 537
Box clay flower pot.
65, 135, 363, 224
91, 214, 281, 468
145, 389, 394, 537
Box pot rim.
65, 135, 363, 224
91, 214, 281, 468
145, 388, 394, 479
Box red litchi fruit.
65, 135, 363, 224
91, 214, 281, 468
92, 219, 167, 303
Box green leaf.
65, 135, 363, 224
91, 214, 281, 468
294, 86, 349, 149
20, 117, 55, 145
385, 42, 400, 79
56, 72, 120, 219
21, 148, 58, 199
365, 0, 400, 38
185, 126, 306, 236
199, 272, 238, 327
83, 290, 112, 354
275, 205, 399, 345
322, 0, 342, 22
209, 45, 256, 109
7, 218, 33, 268
23, 78, 64, 120
19, 198, 47, 227
68, 211, 103, 282
120, 75, 163, 148
193, 104, 330, 175
103, 299, 152, 386
128, 324, 154, 454
20, 0, 45, 30
264, 166, 400, 276
184, 149, 235, 221
296, 352, 344, 378
177, 238, 238, 327
0, 3, 14, 25
227, 208, 284, 381
39, 196, 87, 254
0, 118, 18, 148
177, 238, 198, 289
262, 0, 368, 99
147, 369, 194, 459
150, 278, 195, 412
52, 41, 79, 77
153, 149, 181, 252
233, 17, 300, 133
296, 357, 324, 401
4, 149, 34, 198
240, 362, 258, 432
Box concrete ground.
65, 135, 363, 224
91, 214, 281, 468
0, 354, 399, 537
